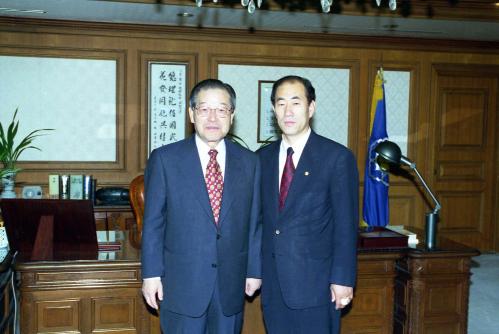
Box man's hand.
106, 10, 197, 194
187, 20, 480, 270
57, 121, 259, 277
142, 279, 163, 310
330, 284, 353, 310
245, 278, 262, 297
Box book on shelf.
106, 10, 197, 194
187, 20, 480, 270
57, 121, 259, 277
48, 175, 59, 199
70, 175, 84, 200
60, 175, 70, 200
98, 241, 121, 252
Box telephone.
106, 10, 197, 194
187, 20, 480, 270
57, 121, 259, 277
95, 187, 130, 206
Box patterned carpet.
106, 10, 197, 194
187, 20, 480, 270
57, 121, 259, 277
468, 253, 499, 334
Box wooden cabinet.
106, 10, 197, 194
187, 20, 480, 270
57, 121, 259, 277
94, 206, 134, 231
342, 252, 402, 334
16, 232, 152, 334
242, 252, 404, 334
242, 239, 478, 334
394, 238, 478, 334
0, 250, 15, 334
15, 227, 478, 334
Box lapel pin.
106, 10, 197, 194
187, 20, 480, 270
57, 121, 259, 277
304, 171, 310, 176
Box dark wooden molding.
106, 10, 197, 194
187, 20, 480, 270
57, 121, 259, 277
1, 16, 498, 53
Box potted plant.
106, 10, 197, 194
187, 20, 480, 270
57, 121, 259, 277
0, 108, 53, 198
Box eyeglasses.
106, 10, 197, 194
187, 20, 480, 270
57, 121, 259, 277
194, 105, 233, 118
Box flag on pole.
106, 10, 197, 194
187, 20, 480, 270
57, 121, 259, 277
363, 69, 389, 227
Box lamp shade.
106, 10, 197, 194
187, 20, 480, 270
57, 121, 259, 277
374, 140, 403, 171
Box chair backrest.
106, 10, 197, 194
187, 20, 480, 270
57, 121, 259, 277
129, 174, 145, 243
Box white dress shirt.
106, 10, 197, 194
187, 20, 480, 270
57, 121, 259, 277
278, 128, 311, 187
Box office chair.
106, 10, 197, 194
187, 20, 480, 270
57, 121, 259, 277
129, 174, 144, 244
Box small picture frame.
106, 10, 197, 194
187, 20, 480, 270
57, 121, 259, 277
257, 80, 280, 143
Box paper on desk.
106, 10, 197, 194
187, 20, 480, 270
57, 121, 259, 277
386, 225, 419, 246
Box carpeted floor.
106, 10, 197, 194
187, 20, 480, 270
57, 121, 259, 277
468, 253, 499, 334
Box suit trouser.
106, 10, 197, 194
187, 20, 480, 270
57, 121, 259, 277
160, 280, 243, 334
262, 257, 341, 334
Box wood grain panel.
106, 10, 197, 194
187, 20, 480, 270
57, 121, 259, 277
440, 89, 486, 147
242, 296, 265, 334
439, 192, 483, 231
0, 18, 497, 252
349, 285, 388, 317
426, 283, 462, 315
36, 270, 138, 283
389, 194, 417, 227
431, 65, 498, 250
438, 161, 484, 180
36, 299, 80, 333
396, 251, 475, 334
93, 297, 136, 332
21, 281, 149, 333
342, 254, 400, 334
424, 323, 462, 334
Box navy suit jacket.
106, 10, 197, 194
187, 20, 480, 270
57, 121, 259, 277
141, 135, 261, 317
258, 131, 359, 309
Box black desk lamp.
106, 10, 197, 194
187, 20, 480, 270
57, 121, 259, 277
374, 141, 441, 250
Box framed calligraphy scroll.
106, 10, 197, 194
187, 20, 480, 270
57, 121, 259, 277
257, 80, 279, 143
148, 62, 187, 154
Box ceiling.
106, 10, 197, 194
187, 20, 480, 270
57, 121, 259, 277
0, 0, 498, 42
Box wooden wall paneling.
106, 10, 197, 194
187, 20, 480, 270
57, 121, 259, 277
0, 46, 127, 188
0, 20, 498, 250
430, 65, 498, 250
439, 191, 485, 247
362, 60, 424, 229
389, 190, 418, 228
359, 184, 423, 229
364, 60, 421, 171
137, 51, 198, 171
209, 53, 361, 153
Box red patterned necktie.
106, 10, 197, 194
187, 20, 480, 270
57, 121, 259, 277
279, 147, 295, 211
205, 149, 224, 225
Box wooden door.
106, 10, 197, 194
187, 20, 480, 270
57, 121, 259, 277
430, 65, 498, 250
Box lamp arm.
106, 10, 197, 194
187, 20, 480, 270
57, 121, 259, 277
410, 165, 442, 214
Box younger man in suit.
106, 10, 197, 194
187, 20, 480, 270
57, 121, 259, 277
258, 75, 359, 334
141, 79, 262, 333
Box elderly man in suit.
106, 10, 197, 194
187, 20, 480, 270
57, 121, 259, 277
258, 75, 359, 334
141, 79, 262, 333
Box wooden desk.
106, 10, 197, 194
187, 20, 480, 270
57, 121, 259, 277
16, 231, 152, 334
15, 229, 478, 334
242, 230, 479, 334
393, 235, 480, 334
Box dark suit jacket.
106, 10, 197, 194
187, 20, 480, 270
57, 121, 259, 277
141, 135, 261, 317
258, 131, 359, 309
